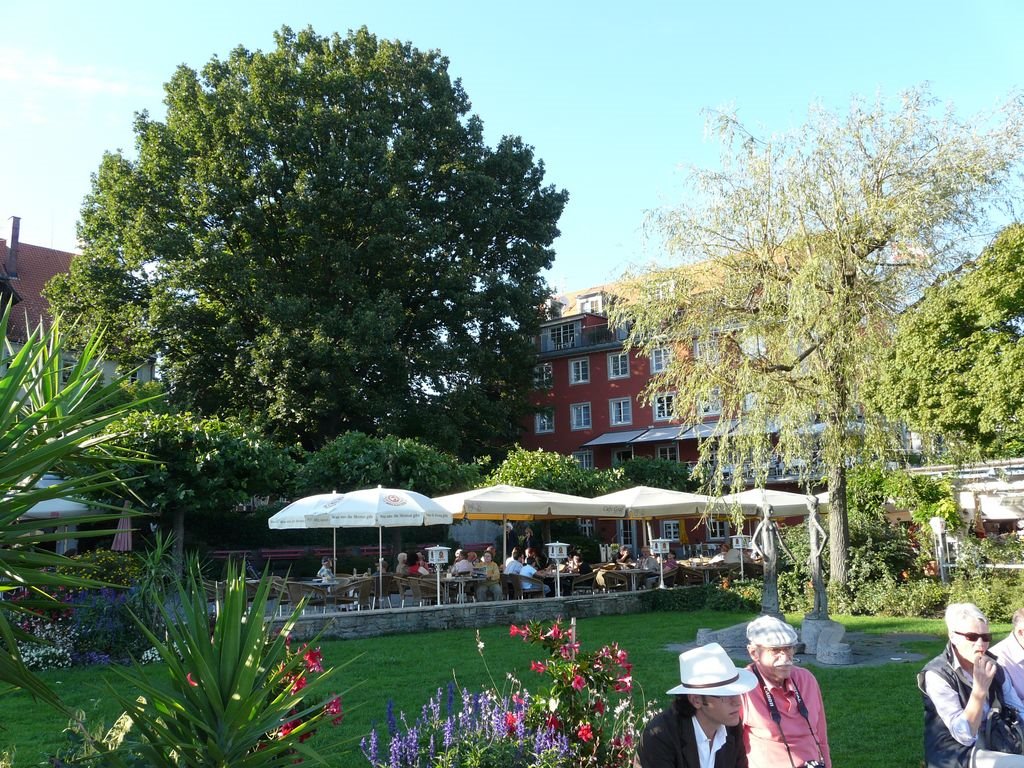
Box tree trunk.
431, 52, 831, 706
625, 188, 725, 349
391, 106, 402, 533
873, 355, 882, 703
828, 463, 849, 585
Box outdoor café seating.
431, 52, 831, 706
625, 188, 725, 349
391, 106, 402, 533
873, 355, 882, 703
570, 571, 597, 594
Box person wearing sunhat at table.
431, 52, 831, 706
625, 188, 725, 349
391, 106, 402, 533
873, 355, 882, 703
636, 642, 757, 767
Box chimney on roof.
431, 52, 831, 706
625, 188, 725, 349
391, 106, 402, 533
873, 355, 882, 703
6, 216, 19, 279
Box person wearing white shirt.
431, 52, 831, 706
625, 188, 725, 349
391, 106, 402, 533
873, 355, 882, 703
920, 602, 1024, 767
991, 608, 1024, 701
636, 643, 756, 767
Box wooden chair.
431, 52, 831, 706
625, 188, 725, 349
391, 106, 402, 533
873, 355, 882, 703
594, 566, 620, 592
570, 571, 597, 594
373, 574, 398, 608
600, 571, 630, 592
286, 582, 330, 613
676, 566, 706, 587
409, 576, 441, 606
661, 567, 678, 588
510, 574, 546, 599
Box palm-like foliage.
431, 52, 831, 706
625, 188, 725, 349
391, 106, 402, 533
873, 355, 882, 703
0, 300, 152, 708
105, 562, 343, 767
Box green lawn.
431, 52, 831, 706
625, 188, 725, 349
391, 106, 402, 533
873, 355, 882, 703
1, 611, 970, 767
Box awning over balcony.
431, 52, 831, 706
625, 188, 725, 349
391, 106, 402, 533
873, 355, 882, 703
629, 426, 687, 443
580, 429, 647, 447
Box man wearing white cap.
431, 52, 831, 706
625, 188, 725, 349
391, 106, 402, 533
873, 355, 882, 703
740, 615, 831, 768
636, 642, 757, 767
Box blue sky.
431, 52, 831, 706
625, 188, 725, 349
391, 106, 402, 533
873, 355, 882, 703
2, 1, 1021, 291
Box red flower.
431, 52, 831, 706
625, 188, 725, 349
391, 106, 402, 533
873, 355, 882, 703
186, 673, 199, 687
545, 713, 561, 730
290, 674, 307, 694
616, 649, 629, 665
544, 623, 563, 639
303, 646, 324, 673
559, 642, 580, 659
572, 674, 586, 691
505, 712, 519, 734
594, 698, 605, 714
614, 675, 633, 693
279, 719, 300, 738
530, 660, 547, 674
325, 696, 342, 716
577, 722, 594, 742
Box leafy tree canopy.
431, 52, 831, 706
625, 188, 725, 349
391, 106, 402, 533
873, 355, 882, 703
110, 410, 298, 559
47, 25, 567, 457
485, 446, 620, 497
295, 430, 480, 497
869, 223, 1024, 458
611, 87, 1024, 583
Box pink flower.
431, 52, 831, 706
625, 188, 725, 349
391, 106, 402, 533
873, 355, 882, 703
614, 675, 633, 693
616, 649, 629, 665
290, 674, 307, 694
186, 673, 199, 687
509, 624, 529, 637
577, 722, 594, 742
530, 660, 547, 674
325, 696, 342, 718
505, 712, 518, 734
280, 719, 299, 738
544, 623, 562, 639
572, 674, 586, 691
559, 642, 580, 659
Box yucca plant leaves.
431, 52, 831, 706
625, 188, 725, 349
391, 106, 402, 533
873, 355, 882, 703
105, 561, 352, 767
0, 299, 158, 711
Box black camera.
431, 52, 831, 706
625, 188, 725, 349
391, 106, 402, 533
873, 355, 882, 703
802, 762, 826, 768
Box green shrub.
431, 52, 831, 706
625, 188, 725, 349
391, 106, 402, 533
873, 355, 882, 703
949, 573, 1024, 622
639, 583, 759, 613
61, 549, 142, 587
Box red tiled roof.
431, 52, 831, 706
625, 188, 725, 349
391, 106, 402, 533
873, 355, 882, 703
0, 237, 76, 343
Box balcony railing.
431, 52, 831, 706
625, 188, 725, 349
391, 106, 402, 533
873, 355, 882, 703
538, 326, 626, 354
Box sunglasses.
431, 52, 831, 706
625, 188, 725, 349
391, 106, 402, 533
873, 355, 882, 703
954, 630, 992, 643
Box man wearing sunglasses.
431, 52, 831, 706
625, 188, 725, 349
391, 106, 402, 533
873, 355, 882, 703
920, 602, 1024, 767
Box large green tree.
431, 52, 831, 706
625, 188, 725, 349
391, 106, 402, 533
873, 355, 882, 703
110, 411, 297, 563
870, 224, 1024, 458
612, 89, 1023, 584
47, 26, 567, 457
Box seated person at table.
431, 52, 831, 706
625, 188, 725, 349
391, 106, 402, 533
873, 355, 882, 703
663, 552, 679, 571
409, 552, 431, 576
374, 558, 389, 575
710, 542, 742, 564
520, 556, 551, 596
316, 557, 336, 582
475, 551, 504, 601
395, 552, 410, 575
525, 546, 548, 569
616, 546, 634, 566
505, 548, 524, 574
467, 551, 481, 569
505, 552, 524, 577
564, 552, 589, 574
452, 550, 475, 575
638, 546, 661, 588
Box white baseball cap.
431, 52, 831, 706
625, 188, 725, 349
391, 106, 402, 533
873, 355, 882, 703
746, 615, 799, 647
666, 643, 758, 696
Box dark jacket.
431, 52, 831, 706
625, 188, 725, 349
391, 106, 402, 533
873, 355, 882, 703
919, 644, 1010, 768
636, 699, 747, 768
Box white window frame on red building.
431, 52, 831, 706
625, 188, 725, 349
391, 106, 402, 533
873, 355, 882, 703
572, 449, 594, 469
653, 392, 675, 421
650, 346, 672, 374
570, 357, 590, 384
656, 444, 678, 461
535, 409, 554, 434
570, 402, 592, 430
607, 351, 629, 379
609, 397, 632, 426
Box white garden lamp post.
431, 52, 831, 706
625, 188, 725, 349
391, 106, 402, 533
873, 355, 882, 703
426, 545, 450, 606
546, 541, 569, 597
652, 538, 673, 589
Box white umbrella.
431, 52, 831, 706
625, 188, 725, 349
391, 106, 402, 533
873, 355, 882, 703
591, 486, 710, 518
269, 488, 453, 599
434, 484, 626, 563
710, 488, 817, 516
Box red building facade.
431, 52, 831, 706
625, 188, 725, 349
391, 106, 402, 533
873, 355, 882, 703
519, 287, 806, 553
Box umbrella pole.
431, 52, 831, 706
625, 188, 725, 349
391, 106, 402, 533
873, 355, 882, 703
378, 526, 383, 607
333, 528, 337, 569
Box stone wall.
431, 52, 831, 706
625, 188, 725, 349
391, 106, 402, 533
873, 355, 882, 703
275, 592, 648, 641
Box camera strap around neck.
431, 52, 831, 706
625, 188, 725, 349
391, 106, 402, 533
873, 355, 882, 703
752, 666, 825, 767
